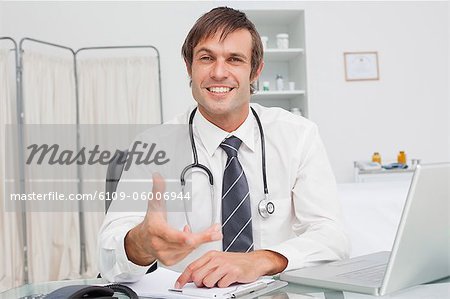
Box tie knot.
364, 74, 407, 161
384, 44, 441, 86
220, 136, 242, 158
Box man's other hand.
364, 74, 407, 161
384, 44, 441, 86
175, 250, 288, 288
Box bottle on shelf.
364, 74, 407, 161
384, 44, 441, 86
288, 81, 295, 91
276, 33, 289, 49
372, 152, 382, 164
397, 151, 407, 165
276, 74, 284, 91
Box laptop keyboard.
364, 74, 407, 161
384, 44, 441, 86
336, 264, 387, 284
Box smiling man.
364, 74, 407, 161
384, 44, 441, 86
186, 25, 259, 133
98, 6, 349, 288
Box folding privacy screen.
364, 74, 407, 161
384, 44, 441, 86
0, 36, 162, 290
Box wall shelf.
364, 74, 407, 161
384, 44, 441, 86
263, 48, 304, 61
245, 9, 308, 117
252, 90, 305, 101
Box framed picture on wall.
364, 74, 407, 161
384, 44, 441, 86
344, 52, 379, 81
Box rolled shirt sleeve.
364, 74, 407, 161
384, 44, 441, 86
97, 212, 152, 282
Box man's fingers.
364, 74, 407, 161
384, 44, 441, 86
158, 225, 191, 244
217, 273, 237, 288
147, 173, 167, 214
189, 259, 220, 288
183, 225, 191, 233
158, 224, 211, 247
202, 266, 228, 288
157, 223, 220, 246
175, 268, 192, 289
186, 223, 222, 247
205, 223, 221, 233
145, 220, 220, 252
151, 172, 166, 193
175, 251, 215, 288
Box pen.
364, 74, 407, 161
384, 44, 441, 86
231, 281, 267, 298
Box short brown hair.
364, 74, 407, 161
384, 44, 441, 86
181, 7, 263, 93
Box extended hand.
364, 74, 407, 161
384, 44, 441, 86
175, 250, 288, 288
125, 173, 223, 266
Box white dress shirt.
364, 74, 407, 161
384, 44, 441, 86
98, 103, 350, 282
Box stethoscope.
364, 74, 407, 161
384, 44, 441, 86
180, 107, 274, 229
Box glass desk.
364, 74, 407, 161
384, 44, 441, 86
1, 277, 448, 299
0, 278, 108, 299
0, 278, 342, 299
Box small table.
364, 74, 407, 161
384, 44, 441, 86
353, 160, 420, 183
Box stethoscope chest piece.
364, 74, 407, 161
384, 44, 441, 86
258, 196, 275, 218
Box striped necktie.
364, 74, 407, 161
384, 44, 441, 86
220, 136, 254, 252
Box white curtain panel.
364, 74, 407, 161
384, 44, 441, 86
0, 49, 26, 292
77, 56, 161, 124
77, 55, 161, 279
21, 52, 81, 283
22, 52, 76, 124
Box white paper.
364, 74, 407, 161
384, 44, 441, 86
124, 267, 195, 298
125, 267, 275, 299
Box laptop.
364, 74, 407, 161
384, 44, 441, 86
280, 163, 450, 296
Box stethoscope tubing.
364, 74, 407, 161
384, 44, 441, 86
180, 106, 273, 223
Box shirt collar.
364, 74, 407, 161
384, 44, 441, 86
193, 107, 256, 157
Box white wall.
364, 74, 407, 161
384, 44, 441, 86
303, 2, 449, 182
1, 1, 448, 182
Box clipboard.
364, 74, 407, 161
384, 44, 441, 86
169, 280, 288, 299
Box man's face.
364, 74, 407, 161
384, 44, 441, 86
188, 29, 261, 122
